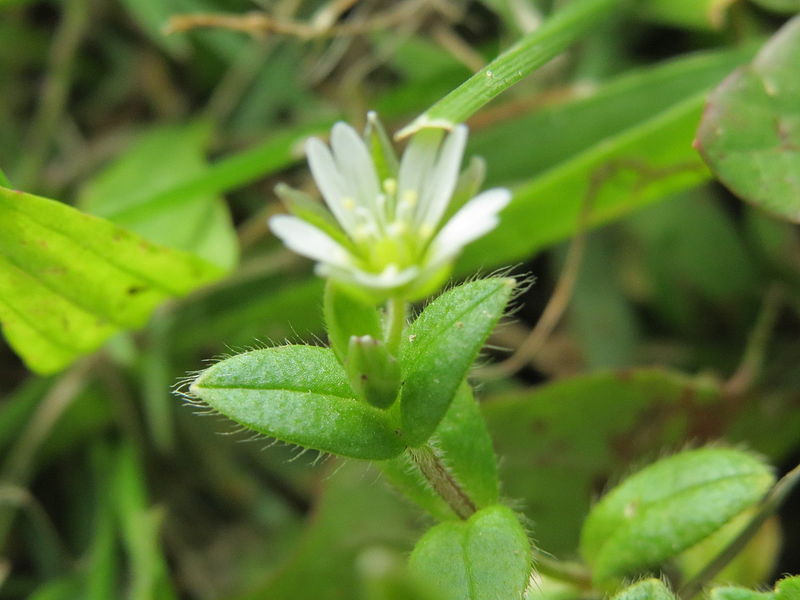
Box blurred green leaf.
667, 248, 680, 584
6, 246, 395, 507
79, 122, 238, 270
112, 443, 177, 600
469, 46, 754, 187
483, 369, 721, 555
580, 447, 775, 584
189, 345, 406, 459
639, 0, 734, 30
398, 0, 623, 136
460, 93, 711, 273
399, 277, 515, 446
750, 0, 800, 14
776, 576, 800, 598
697, 17, 800, 222
237, 461, 420, 600
676, 510, 780, 589
0, 187, 222, 374
611, 579, 676, 600
408, 504, 531, 600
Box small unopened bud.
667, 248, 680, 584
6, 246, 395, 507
346, 335, 401, 409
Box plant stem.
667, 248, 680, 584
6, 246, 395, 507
532, 550, 593, 589
15, 0, 91, 190
409, 445, 476, 520
678, 462, 800, 599
384, 297, 407, 353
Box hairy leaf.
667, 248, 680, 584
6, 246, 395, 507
189, 345, 405, 459
399, 277, 515, 446
409, 504, 531, 600
580, 447, 775, 584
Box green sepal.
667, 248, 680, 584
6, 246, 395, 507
189, 345, 405, 460
364, 111, 400, 183
408, 504, 531, 600
324, 280, 384, 363
275, 182, 352, 249
346, 335, 401, 410
399, 277, 515, 446
611, 579, 676, 600
442, 156, 486, 222
580, 447, 775, 585
379, 383, 499, 519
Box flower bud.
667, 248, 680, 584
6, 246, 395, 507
346, 335, 401, 409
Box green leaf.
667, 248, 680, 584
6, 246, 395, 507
611, 579, 676, 600
112, 443, 177, 600
239, 460, 420, 600
0, 187, 222, 374
399, 277, 515, 446
639, 0, 734, 30
324, 281, 384, 363
398, 0, 623, 136
776, 576, 800, 599
750, 0, 800, 14
189, 345, 405, 459
0, 167, 9, 186
696, 17, 800, 222
79, 122, 238, 270
708, 576, 800, 600
469, 46, 754, 188
408, 504, 531, 600
380, 383, 499, 520
580, 447, 775, 584
709, 588, 775, 600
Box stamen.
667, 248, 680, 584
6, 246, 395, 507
342, 197, 356, 210
383, 178, 397, 195
401, 190, 418, 206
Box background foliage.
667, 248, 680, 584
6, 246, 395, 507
0, 0, 799, 598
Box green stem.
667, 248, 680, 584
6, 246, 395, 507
384, 297, 407, 353
14, 0, 91, 190
532, 551, 593, 589
409, 445, 476, 520
678, 462, 800, 599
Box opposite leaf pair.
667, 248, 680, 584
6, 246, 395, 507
188, 276, 515, 458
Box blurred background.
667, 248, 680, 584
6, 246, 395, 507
1, 0, 799, 598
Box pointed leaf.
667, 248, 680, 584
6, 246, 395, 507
399, 277, 515, 446
189, 345, 405, 459
0, 187, 222, 374
409, 504, 531, 600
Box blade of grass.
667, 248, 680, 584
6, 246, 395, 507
397, 0, 625, 137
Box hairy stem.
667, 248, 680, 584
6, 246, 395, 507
409, 445, 476, 520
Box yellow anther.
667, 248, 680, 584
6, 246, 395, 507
342, 197, 356, 210
401, 190, 418, 206
419, 224, 435, 239
382, 178, 397, 195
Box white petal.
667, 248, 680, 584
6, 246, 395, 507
429, 188, 511, 264
417, 125, 468, 230
319, 263, 419, 291
330, 123, 380, 218
269, 214, 352, 269
306, 137, 357, 235
397, 129, 443, 212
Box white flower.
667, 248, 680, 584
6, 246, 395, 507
269, 114, 510, 300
